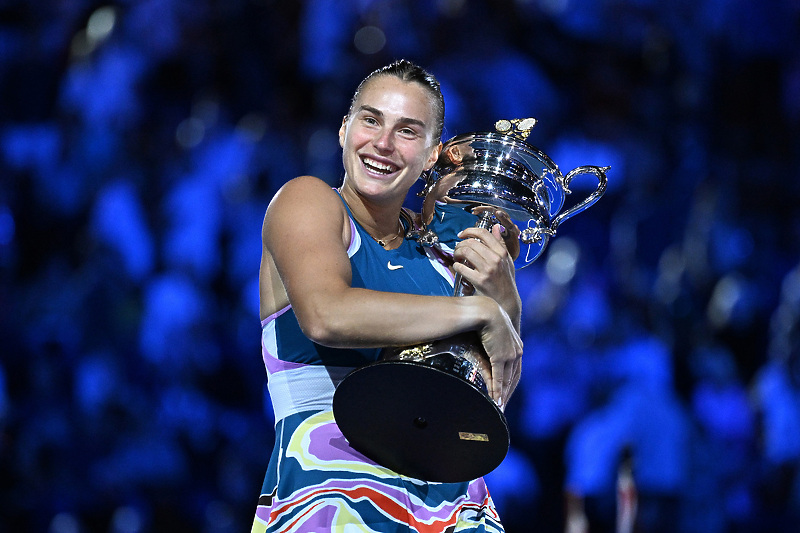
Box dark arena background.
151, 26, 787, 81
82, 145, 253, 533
2, 1, 800, 532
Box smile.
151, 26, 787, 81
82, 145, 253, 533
362, 156, 399, 175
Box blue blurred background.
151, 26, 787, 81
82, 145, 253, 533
1, 0, 799, 531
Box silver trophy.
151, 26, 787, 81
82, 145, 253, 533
333, 118, 608, 482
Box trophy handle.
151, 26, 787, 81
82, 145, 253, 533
521, 165, 608, 244
555, 165, 609, 229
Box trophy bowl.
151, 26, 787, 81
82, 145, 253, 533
333, 119, 608, 483
420, 118, 608, 269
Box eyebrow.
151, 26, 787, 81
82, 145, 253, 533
357, 105, 427, 130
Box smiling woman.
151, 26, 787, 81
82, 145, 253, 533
336, 75, 441, 239
252, 60, 522, 532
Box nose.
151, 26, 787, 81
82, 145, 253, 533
373, 128, 394, 153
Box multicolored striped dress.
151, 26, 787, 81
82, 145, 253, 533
252, 196, 504, 532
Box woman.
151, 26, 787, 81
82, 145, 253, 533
253, 60, 523, 532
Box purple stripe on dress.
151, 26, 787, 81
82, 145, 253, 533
287, 477, 472, 525
261, 305, 291, 326
426, 246, 457, 284
305, 416, 377, 465
254, 506, 269, 523
466, 476, 491, 501
263, 351, 308, 374
261, 305, 309, 374
299, 419, 474, 523
346, 217, 358, 255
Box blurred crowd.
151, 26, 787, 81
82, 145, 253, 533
1, 0, 800, 532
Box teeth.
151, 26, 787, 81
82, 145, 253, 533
363, 157, 396, 174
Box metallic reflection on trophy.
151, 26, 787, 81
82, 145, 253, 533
418, 117, 608, 270
333, 118, 609, 483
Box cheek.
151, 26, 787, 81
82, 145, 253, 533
344, 130, 371, 150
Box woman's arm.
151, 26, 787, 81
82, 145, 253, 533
260, 176, 521, 405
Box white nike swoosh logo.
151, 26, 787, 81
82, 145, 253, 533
387, 261, 403, 270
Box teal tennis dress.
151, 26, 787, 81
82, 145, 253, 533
251, 196, 504, 532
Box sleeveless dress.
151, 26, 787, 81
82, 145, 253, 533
251, 196, 505, 532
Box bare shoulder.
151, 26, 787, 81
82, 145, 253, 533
269, 175, 341, 210
262, 175, 351, 254
265, 176, 345, 226
259, 176, 349, 318
281, 174, 338, 193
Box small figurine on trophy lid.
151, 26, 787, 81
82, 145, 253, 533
333, 118, 609, 483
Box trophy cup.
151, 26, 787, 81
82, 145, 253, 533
333, 118, 608, 482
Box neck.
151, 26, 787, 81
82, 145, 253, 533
339, 184, 403, 232
338, 184, 406, 248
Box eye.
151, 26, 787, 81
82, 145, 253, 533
398, 127, 420, 138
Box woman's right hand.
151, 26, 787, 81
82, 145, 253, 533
477, 297, 523, 410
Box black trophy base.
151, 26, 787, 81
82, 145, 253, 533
332, 360, 509, 483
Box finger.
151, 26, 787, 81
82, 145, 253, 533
501, 358, 520, 407
460, 226, 515, 264
491, 359, 505, 406
491, 211, 521, 260
503, 236, 520, 261
459, 226, 504, 250
491, 224, 504, 240
493, 209, 520, 239
452, 249, 495, 290
476, 355, 493, 396
453, 240, 491, 272
456, 229, 506, 265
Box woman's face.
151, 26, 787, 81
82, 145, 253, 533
339, 76, 441, 204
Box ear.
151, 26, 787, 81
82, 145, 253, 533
423, 141, 443, 171
338, 116, 347, 148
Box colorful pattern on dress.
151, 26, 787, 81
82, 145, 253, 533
251, 411, 504, 533
253, 194, 504, 532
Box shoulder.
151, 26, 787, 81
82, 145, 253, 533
271, 175, 341, 203
267, 176, 345, 217
264, 176, 350, 245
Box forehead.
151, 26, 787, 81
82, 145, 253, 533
354, 76, 436, 126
